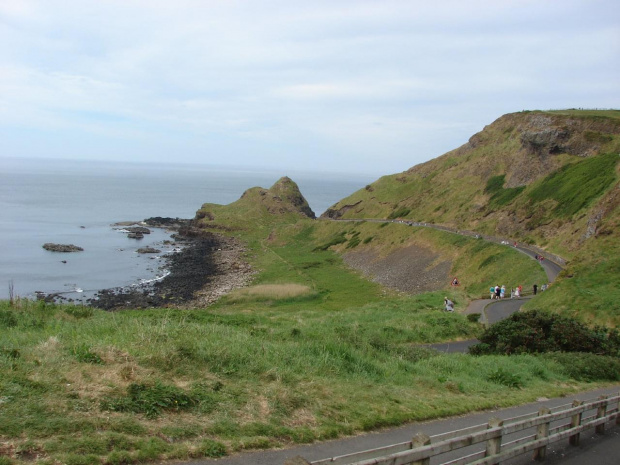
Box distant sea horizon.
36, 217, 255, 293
0, 157, 375, 301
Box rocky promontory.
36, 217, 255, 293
42, 243, 84, 252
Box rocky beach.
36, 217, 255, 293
88, 218, 254, 310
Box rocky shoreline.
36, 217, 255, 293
87, 218, 254, 310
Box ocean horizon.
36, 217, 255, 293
0, 157, 375, 301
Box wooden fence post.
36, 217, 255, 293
533, 407, 551, 461
596, 395, 608, 434
284, 456, 311, 465
411, 432, 431, 465
485, 417, 503, 464
569, 400, 583, 446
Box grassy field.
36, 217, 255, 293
0, 213, 613, 465
1, 296, 616, 465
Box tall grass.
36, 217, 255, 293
0, 297, 612, 464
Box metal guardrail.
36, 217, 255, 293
285, 393, 620, 465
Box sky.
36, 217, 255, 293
1, 0, 618, 176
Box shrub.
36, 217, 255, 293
469, 310, 620, 356
466, 313, 481, 323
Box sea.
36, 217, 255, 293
0, 157, 375, 302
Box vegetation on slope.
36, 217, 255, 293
325, 110, 619, 253
0, 294, 614, 464
324, 110, 620, 326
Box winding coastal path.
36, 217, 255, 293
326, 218, 566, 353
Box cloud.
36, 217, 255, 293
1, 0, 619, 174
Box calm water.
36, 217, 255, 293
0, 157, 374, 300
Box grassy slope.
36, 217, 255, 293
327, 110, 620, 326
0, 250, 605, 465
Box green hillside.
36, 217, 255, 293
324, 110, 619, 255
197, 176, 314, 225
324, 110, 620, 325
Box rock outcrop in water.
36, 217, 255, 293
42, 243, 84, 252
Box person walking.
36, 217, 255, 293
533, 284, 538, 295
500, 285, 506, 299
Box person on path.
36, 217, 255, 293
533, 284, 538, 295
444, 297, 454, 312
495, 285, 501, 299
500, 285, 506, 299
514, 286, 520, 297
490, 286, 496, 299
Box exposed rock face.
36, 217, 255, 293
144, 217, 191, 228
126, 226, 151, 234
136, 247, 161, 254
42, 243, 84, 252
269, 176, 316, 219
323, 200, 363, 219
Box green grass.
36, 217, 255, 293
0, 291, 610, 464
527, 152, 618, 217
484, 175, 526, 210
522, 231, 620, 327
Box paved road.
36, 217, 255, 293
184, 386, 619, 465
485, 297, 532, 324
512, 245, 563, 282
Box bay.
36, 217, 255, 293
0, 157, 374, 301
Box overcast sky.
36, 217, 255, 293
1, 0, 618, 175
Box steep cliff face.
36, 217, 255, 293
323, 110, 620, 256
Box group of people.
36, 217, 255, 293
489, 283, 547, 299
489, 284, 524, 299
490, 285, 508, 299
